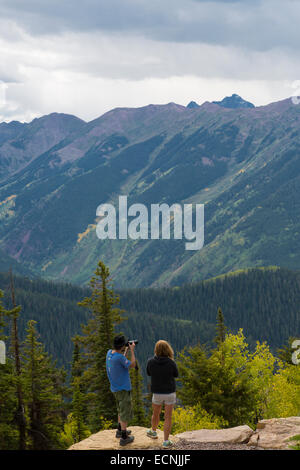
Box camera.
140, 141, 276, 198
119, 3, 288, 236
126, 339, 138, 346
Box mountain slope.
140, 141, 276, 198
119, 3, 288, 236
0, 120, 24, 146
0, 97, 299, 287
0, 113, 85, 180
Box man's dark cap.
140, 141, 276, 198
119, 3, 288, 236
113, 334, 126, 349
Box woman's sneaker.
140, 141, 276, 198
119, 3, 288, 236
147, 429, 158, 439
120, 435, 134, 446
162, 440, 174, 448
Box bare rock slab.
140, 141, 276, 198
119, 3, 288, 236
68, 426, 178, 450
248, 417, 300, 450
176, 425, 254, 444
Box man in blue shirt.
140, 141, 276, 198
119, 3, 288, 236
106, 334, 136, 446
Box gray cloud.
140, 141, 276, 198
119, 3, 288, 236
0, 0, 299, 52
0, 0, 299, 122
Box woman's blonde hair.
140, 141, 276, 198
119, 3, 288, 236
154, 340, 174, 359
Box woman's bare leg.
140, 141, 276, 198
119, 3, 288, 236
163, 404, 174, 441
151, 403, 162, 431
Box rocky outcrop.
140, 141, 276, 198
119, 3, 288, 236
176, 425, 254, 444
68, 426, 178, 450
247, 417, 300, 450
69, 418, 300, 450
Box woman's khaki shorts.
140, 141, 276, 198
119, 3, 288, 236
152, 392, 176, 405
113, 390, 133, 423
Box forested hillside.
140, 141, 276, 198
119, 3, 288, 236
0, 271, 214, 374
0, 266, 298, 375
119, 266, 300, 350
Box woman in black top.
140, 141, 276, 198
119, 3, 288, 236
146, 340, 178, 448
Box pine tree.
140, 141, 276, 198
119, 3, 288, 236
9, 269, 26, 450
75, 261, 125, 431
215, 307, 226, 347
130, 361, 147, 426
69, 341, 90, 443
0, 358, 19, 449
0, 289, 18, 449
71, 341, 83, 379
22, 320, 66, 450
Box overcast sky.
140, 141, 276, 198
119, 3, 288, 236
0, 0, 299, 122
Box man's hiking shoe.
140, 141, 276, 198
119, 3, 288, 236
116, 429, 132, 438
147, 429, 158, 439
120, 435, 134, 446
162, 440, 174, 448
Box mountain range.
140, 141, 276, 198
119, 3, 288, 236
0, 95, 299, 287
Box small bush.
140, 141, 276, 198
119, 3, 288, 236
60, 413, 91, 448
171, 405, 228, 435
288, 434, 300, 450
98, 416, 114, 430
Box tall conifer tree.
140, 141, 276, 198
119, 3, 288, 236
0, 290, 19, 449
75, 261, 125, 431
70, 341, 90, 442
9, 270, 26, 450
215, 307, 226, 347
130, 361, 147, 426
22, 320, 66, 450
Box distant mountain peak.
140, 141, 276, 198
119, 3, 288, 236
213, 94, 255, 109
187, 101, 200, 109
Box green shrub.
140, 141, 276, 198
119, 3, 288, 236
170, 405, 228, 435
288, 434, 300, 450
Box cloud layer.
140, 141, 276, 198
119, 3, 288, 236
0, 0, 299, 122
